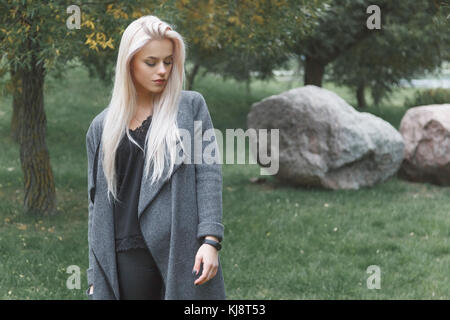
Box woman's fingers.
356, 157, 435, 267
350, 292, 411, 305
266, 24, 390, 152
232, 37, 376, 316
193, 253, 202, 275
194, 261, 211, 285
193, 244, 219, 285
194, 260, 218, 285
210, 265, 218, 279
205, 261, 217, 282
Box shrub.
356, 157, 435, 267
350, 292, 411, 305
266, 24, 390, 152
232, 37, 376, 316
404, 88, 450, 109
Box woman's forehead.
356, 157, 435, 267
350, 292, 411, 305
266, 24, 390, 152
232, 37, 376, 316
138, 39, 174, 59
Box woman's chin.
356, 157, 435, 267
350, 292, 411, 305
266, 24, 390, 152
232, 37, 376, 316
149, 85, 165, 92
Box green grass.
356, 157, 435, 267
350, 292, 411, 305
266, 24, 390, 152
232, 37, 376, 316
0, 64, 449, 299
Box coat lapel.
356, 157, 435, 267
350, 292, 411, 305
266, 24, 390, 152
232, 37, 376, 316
137, 138, 186, 221
138, 107, 188, 220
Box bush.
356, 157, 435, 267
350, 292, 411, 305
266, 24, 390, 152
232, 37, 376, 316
404, 88, 450, 109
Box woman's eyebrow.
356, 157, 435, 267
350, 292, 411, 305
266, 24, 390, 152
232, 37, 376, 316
146, 55, 173, 59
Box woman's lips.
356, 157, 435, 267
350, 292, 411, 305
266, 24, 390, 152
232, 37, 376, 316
153, 79, 165, 84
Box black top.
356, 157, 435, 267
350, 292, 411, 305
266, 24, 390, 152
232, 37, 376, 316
114, 114, 152, 252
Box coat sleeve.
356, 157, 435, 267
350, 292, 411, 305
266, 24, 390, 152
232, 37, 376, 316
85, 122, 96, 288
193, 93, 224, 243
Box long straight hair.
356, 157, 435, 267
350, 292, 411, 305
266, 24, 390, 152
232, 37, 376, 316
101, 15, 186, 203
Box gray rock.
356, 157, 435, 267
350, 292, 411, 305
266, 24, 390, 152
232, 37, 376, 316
247, 85, 404, 189
398, 104, 450, 186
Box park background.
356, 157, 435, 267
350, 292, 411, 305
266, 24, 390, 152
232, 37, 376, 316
0, 0, 449, 299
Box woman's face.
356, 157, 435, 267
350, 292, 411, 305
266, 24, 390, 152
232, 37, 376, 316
130, 38, 174, 96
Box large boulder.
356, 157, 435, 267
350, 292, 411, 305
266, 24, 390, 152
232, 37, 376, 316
398, 104, 450, 186
246, 85, 404, 190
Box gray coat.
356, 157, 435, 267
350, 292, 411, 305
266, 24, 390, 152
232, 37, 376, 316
85, 90, 225, 299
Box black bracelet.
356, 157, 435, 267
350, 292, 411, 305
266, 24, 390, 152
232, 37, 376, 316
203, 239, 222, 251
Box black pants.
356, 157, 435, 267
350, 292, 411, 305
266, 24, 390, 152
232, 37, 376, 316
116, 248, 165, 300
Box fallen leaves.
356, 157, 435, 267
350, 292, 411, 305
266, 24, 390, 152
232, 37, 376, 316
16, 223, 27, 231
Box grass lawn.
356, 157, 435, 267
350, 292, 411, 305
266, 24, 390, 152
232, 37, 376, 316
0, 63, 449, 299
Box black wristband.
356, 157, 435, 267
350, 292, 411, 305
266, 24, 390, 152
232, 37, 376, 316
203, 239, 222, 251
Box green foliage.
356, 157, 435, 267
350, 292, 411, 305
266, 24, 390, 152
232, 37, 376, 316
0, 0, 167, 86
404, 88, 450, 109
327, 0, 449, 105
166, 0, 329, 84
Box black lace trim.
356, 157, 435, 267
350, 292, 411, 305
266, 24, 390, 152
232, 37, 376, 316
130, 115, 152, 137
115, 234, 148, 252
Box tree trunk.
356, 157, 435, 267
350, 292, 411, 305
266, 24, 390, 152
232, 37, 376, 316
19, 40, 57, 216
186, 63, 200, 90
10, 67, 24, 143
356, 83, 367, 109
244, 77, 252, 104
246, 77, 251, 94
303, 55, 325, 87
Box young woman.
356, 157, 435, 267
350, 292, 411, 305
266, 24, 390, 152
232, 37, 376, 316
85, 15, 225, 300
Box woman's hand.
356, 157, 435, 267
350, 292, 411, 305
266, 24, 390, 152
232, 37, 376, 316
192, 242, 219, 286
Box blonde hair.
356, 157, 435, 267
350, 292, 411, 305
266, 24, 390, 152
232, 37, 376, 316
101, 15, 186, 203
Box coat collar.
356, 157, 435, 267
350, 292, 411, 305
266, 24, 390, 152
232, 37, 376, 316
92, 101, 188, 300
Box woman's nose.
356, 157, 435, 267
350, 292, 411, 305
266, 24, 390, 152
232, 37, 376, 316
157, 62, 168, 74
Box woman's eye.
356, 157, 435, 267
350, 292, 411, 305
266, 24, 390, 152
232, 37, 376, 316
145, 61, 172, 67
